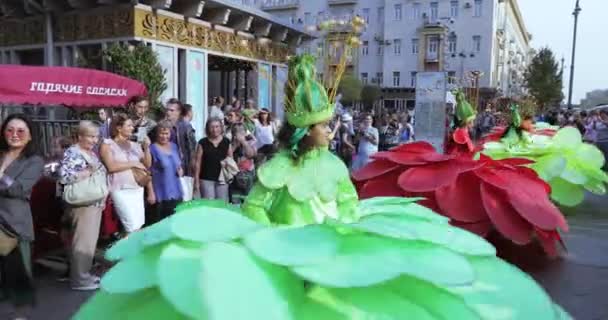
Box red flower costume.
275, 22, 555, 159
353, 132, 569, 257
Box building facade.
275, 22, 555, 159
245, 0, 532, 108
0, 0, 310, 137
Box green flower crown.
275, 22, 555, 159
284, 54, 335, 128
455, 90, 476, 126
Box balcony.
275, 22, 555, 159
328, 0, 358, 6
261, 0, 299, 11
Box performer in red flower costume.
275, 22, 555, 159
353, 91, 569, 256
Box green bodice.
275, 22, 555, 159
242, 148, 359, 225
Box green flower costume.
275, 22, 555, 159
75, 56, 570, 320
484, 106, 608, 207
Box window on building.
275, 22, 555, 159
317, 42, 324, 57
362, 8, 370, 23
318, 73, 324, 82
412, 38, 419, 54
411, 71, 418, 87
304, 12, 312, 25
394, 39, 402, 55
473, 35, 481, 52
430, 2, 439, 20
362, 41, 369, 56
474, 0, 482, 17
361, 72, 369, 85
448, 34, 457, 53
376, 72, 383, 86
447, 71, 456, 84
426, 36, 439, 61
289, 14, 296, 25
393, 71, 401, 87
378, 7, 384, 21
450, 1, 459, 18
412, 2, 421, 19
394, 4, 402, 20
377, 43, 384, 56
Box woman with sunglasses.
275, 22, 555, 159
0, 114, 44, 320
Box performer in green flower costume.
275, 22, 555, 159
74, 54, 570, 320
484, 105, 608, 207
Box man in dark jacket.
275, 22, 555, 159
164, 98, 197, 176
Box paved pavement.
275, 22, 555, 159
1, 193, 607, 320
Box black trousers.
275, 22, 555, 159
147, 199, 181, 225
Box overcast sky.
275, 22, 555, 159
518, 0, 608, 103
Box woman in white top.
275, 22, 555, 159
254, 108, 278, 165
352, 114, 379, 171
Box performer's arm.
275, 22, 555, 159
241, 182, 273, 225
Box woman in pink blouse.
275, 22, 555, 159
99, 113, 151, 236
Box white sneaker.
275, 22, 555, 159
71, 281, 99, 291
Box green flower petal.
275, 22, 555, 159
171, 208, 262, 243
157, 243, 207, 319
292, 235, 474, 288
102, 244, 165, 294
244, 224, 341, 266
74, 289, 188, 320
576, 143, 605, 168
359, 200, 449, 223
309, 286, 436, 320
552, 127, 582, 148
448, 256, 556, 320
549, 177, 585, 207
531, 155, 567, 181
386, 275, 481, 319
350, 215, 496, 256
200, 242, 305, 320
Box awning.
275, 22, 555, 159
0, 65, 147, 108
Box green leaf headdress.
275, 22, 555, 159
510, 104, 522, 128
454, 89, 476, 127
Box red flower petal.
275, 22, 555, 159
480, 182, 533, 245
391, 141, 437, 154
453, 128, 470, 144
534, 228, 563, 258
474, 167, 511, 190
359, 172, 403, 199
352, 159, 400, 181
435, 172, 488, 223
496, 158, 536, 167
386, 151, 428, 166
451, 220, 493, 237
398, 162, 462, 192
370, 151, 393, 160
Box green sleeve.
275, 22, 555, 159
241, 182, 274, 225
336, 178, 359, 223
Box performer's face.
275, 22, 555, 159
309, 120, 332, 147
521, 119, 534, 132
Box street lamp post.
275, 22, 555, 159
567, 0, 581, 109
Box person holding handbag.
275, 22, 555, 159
0, 114, 44, 320
100, 113, 151, 236
59, 121, 108, 291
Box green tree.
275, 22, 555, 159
103, 44, 167, 116
524, 47, 564, 111
360, 85, 382, 111
338, 73, 363, 106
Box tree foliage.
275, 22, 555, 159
361, 85, 382, 111
103, 44, 167, 115
338, 73, 363, 106
524, 48, 563, 110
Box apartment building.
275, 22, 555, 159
242, 0, 532, 107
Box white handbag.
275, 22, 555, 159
62, 149, 109, 206
179, 176, 194, 202
111, 187, 145, 232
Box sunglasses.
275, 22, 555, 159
4, 128, 29, 139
